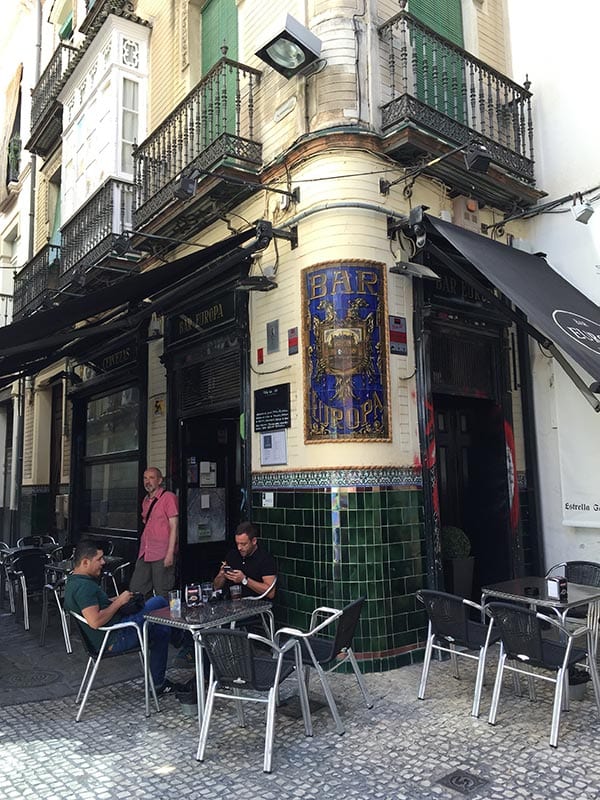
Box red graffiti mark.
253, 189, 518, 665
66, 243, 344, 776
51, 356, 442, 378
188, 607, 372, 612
504, 419, 520, 532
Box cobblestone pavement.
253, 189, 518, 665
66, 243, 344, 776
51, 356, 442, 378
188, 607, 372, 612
2, 653, 600, 800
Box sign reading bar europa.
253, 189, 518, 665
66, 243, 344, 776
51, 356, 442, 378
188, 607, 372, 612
303, 262, 390, 442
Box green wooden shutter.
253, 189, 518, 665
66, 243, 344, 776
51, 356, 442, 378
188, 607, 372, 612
409, 0, 463, 46
201, 0, 238, 135
408, 0, 465, 123
201, 0, 238, 74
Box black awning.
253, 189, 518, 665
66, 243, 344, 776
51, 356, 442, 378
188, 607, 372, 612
0, 223, 271, 382
0, 227, 259, 351
426, 216, 600, 382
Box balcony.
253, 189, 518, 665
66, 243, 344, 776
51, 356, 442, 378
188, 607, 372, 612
13, 245, 60, 321
59, 178, 136, 289
378, 11, 540, 210
26, 42, 78, 158
133, 56, 262, 243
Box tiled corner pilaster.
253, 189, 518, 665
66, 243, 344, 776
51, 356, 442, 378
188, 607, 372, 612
252, 467, 427, 672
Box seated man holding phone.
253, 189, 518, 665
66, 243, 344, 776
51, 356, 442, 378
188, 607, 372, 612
213, 521, 277, 599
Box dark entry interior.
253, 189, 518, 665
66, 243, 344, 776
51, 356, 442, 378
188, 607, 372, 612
434, 394, 511, 594
178, 409, 241, 585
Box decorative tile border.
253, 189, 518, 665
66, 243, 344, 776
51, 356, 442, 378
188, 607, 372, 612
252, 466, 422, 490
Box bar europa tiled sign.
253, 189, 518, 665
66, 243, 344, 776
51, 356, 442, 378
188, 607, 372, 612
302, 261, 390, 442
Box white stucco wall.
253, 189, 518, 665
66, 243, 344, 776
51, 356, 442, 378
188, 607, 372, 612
507, 0, 600, 566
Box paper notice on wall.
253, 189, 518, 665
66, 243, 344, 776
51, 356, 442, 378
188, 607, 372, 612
555, 367, 600, 527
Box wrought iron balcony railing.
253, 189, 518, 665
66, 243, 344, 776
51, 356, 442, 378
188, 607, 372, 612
60, 178, 134, 283
133, 56, 262, 229
379, 11, 534, 183
13, 245, 60, 320
0, 294, 13, 327
30, 41, 78, 133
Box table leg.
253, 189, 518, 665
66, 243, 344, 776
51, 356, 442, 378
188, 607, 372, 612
586, 602, 600, 710
143, 619, 151, 717
194, 634, 206, 731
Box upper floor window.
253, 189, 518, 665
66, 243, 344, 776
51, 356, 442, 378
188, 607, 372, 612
121, 78, 139, 174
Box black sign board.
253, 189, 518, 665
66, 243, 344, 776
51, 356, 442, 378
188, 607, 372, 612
254, 384, 291, 432
167, 294, 235, 344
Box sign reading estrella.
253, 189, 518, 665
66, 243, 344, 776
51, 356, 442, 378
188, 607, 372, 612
303, 262, 390, 441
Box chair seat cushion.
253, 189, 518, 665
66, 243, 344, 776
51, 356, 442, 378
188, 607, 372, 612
281, 635, 335, 667
508, 641, 588, 670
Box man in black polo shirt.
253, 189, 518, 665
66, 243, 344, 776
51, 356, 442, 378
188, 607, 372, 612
214, 521, 277, 598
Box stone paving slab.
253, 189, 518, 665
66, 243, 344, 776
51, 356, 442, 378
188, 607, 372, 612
1, 656, 600, 800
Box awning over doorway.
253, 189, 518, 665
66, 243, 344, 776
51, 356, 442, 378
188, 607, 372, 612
0, 222, 272, 385
426, 216, 600, 383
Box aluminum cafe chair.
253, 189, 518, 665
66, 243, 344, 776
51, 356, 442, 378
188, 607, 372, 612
196, 627, 311, 773
275, 597, 373, 735
546, 560, 600, 665
6, 549, 50, 630
40, 574, 72, 654
417, 589, 500, 718
69, 611, 159, 722
486, 602, 600, 747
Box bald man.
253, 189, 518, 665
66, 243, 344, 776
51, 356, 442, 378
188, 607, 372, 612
129, 466, 178, 598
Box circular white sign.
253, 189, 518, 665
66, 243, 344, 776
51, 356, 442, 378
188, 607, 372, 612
552, 310, 600, 356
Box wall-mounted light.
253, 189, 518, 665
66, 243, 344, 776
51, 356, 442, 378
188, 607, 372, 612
380, 138, 491, 196
571, 195, 594, 224
255, 14, 322, 79
390, 260, 440, 280
234, 276, 277, 292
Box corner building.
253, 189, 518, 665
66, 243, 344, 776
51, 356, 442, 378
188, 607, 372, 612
6, 0, 599, 672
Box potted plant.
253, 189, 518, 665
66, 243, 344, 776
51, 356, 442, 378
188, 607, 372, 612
441, 525, 474, 598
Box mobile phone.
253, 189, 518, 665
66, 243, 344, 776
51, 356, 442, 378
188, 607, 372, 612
223, 565, 233, 572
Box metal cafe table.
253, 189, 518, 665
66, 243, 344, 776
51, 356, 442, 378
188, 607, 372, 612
481, 576, 600, 697
143, 599, 273, 729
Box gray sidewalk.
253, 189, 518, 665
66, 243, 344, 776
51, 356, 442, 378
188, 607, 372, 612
1, 628, 600, 800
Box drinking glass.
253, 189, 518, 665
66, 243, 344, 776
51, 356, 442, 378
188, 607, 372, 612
230, 584, 242, 601
201, 582, 213, 604
169, 589, 182, 617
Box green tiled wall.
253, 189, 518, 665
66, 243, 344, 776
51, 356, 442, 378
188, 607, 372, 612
252, 485, 427, 672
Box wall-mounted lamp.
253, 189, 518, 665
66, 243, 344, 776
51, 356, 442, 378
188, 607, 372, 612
390, 260, 440, 280
147, 312, 163, 341
173, 173, 199, 200
571, 195, 594, 225
380, 139, 491, 196
234, 275, 278, 292
255, 14, 322, 79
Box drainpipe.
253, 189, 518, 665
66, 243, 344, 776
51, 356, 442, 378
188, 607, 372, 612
12, 0, 43, 542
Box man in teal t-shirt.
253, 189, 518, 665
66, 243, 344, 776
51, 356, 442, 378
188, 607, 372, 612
64, 539, 177, 693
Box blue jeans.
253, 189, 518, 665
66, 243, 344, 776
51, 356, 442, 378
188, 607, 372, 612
107, 595, 170, 686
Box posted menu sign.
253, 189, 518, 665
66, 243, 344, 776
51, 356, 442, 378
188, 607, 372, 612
254, 384, 291, 432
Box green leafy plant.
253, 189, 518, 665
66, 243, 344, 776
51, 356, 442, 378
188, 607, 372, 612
441, 525, 471, 559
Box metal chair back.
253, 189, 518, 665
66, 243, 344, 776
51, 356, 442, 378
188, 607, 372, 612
486, 602, 546, 667
200, 628, 258, 688
418, 589, 471, 647
16, 534, 57, 548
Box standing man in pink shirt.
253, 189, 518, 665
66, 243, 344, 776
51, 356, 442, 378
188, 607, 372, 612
129, 466, 178, 598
